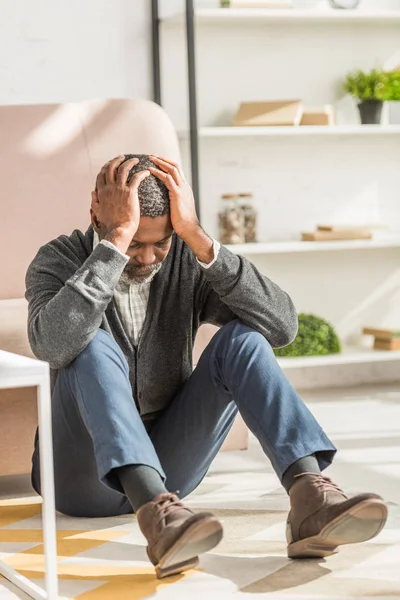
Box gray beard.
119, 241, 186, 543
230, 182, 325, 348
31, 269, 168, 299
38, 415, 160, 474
120, 263, 160, 285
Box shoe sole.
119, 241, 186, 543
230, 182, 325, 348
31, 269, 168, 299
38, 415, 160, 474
155, 518, 223, 579
288, 498, 388, 559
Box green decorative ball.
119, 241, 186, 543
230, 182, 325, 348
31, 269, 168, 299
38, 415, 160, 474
274, 313, 342, 358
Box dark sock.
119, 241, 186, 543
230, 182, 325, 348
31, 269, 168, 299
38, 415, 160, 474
282, 454, 321, 494
116, 464, 167, 512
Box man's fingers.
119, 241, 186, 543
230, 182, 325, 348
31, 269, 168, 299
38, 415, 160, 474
96, 168, 106, 191
149, 155, 183, 185
91, 190, 99, 208
128, 169, 151, 191
116, 158, 139, 185
96, 161, 110, 190
106, 155, 126, 184
150, 154, 180, 170
148, 167, 179, 194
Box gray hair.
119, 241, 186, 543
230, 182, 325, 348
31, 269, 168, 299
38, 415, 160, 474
123, 154, 170, 217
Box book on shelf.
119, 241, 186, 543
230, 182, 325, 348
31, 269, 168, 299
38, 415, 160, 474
363, 327, 400, 340
301, 230, 372, 242
374, 338, 400, 351
221, 1, 292, 7
233, 100, 303, 127
317, 225, 389, 232
300, 105, 335, 127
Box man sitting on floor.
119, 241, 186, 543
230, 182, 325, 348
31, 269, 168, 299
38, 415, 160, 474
26, 154, 387, 579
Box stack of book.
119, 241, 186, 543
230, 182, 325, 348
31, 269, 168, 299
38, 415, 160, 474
233, 100, 335, 127
363, 327, 400, 351
302, 225, 372, 242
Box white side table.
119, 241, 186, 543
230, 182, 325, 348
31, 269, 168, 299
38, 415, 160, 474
0, 350, 58, 600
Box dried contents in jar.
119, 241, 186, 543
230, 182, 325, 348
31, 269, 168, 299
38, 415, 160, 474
239, 193, 258, 243
218, 194, 245, 244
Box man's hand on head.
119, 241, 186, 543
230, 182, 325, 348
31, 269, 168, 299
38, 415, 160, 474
147, 155, 199, 238
148, 155, 214, 265
91, 156, 150, 254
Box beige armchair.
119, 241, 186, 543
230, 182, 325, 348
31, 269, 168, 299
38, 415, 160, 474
0, 98, 248, 478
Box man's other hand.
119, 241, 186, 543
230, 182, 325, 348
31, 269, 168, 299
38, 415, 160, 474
91, 156, 150, 254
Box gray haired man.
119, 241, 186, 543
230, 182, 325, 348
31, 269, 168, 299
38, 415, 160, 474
26, 154, 387, 579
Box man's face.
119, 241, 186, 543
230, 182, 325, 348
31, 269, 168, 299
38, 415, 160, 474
120, 215, 173, 283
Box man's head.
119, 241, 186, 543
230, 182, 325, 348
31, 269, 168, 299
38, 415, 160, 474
124, 154, 170, 218
92, 154, 173, 284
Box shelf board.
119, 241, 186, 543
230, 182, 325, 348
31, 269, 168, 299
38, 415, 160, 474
184, 125, 400, 138
164, 8, 400, 25
225, 238, 400, 254
277, 347, 400, 369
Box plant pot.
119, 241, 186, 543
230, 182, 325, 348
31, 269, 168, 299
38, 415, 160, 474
357, 100, 383, 125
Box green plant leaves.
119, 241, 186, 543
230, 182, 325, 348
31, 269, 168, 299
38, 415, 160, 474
274, 313, 342, 358
385, 71, 400, 102
344, 68, 400, 102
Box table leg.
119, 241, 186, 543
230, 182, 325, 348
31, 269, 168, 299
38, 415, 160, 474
0, 563, 48, 600
0, 373, 59, 600
37, 374, 59, 599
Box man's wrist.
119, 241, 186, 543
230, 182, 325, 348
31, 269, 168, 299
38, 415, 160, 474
179, 225, 214, 264
104, 226, 136, 255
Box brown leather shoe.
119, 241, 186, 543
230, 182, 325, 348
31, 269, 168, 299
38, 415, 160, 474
286, 473, 388, 559
136, 492, 223, 579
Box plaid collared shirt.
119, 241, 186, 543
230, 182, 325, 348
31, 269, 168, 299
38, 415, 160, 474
93, 231, 219, 347
93, 232, 160, 346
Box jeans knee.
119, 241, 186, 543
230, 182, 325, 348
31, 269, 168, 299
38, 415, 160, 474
214, 320, 279, 370
69, 330, 128, 373
219, 319, 272, 352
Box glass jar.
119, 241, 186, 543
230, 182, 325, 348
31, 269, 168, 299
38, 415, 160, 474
239, 193, 258, 243
218, 194, 245, 245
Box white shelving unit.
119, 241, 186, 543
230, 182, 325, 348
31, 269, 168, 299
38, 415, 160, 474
161, 3, 400, 385
277, 346, 400, 370
165, 7, 400, 24
226, 237, 400, 254
179, 125, 400, 138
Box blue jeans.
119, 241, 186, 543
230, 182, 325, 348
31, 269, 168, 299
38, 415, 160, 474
32, 320, 336, 517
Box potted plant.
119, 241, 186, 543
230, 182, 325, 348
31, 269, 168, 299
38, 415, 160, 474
274, 314, 341, 358
386, 70, 400, 124
344, 69, 387, 125
385, 70, 400, 101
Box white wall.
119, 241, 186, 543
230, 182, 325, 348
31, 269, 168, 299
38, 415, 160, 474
161, 0, 400, 343
2, 0, 400, 345
0, 0, 153, 105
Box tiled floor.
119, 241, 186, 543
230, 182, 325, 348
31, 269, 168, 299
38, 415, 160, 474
1, 383, 400, 599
